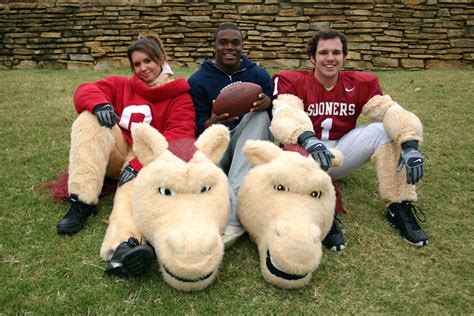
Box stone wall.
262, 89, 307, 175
1, 0, 473, 70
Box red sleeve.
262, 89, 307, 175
162, 92, 197, 143
73, 76, 125, 114
272, 71, 299, 97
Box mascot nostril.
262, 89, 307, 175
237, 139, 341, 289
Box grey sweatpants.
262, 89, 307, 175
326, 122, 391, 180
219, 111, 272, 226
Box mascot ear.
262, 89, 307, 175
131, 123, 168, 167
194, 124, 230, 164
244, 140, 282, 166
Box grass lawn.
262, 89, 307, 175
0, 67, 473, 314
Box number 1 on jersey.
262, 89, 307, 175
320, 118, 333, 141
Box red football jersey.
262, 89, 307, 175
273, 70, 382, 140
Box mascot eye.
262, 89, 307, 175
198, 186, 211, 194
159, 187, 176, 196
310, 191, 322, 199
274, 184, 286, 191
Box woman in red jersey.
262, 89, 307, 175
56, 33, 196, 277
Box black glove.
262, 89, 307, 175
118, 165, 137, 187
93, 104, 119, 128
396, 140, 424, 185
298, 131, 334, 171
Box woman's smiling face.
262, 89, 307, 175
131, 50, 162, 84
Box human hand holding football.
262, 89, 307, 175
250, 93, 271, 112
205, 112, 239, 128
213, 82, 263, 118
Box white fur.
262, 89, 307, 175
237, 140, 336, 289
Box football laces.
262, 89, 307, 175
220, 81, 242, 93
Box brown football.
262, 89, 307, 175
213, 81, 263, 118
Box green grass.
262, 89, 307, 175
1, 68, 473, 314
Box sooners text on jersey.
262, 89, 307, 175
273, 70, 382, 141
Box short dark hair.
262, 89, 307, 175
127, 33, 167, 72
307, 29, 348, 58
213, 23, 243, 41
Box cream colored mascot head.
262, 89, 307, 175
237, 140, 342, 289
131, 123, 230, 291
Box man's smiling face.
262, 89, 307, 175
311, 37, 345, 85
213, 29, 243, 74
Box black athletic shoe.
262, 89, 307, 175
322, 216, 346, 251
386, 201, 428, 247
56, 194, 98, 234
105, 237, 155, 278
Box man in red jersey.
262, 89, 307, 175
271, 30, 428, 251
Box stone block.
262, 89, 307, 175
372, 46, 402, 53
69, 54, 95, 62
67, 61, 95, 70
347, 51, 362, 60
95, 36, 132, 41
292, 0, 330, 2
425, 59, 465, 69
248, 51, 277, 58
8, 3, 38, 9
372, 57, 399, 67
347, 34, 375, 42
438, 0, 471, 3
463, 53, 474, 61
238, 5, 279, 14
375, 35, 402, 42
94, 57, 129, 70
450, 39, 474, 48
309, 22, 330, 30
12, 48, 36, 55
37, 61, 67, 69
259, 58, 301, 69
297, 23, 310, 30
181, 16, 211, 22
13, 60, 37, 69
344, 60, 374, 70
401, 58, 424, 68
40, 32, 62, 38
229, 0, 265, 3
345, 9, 371, 16
409, 54, 435, 59
354, 21, 389, 28
404, 0, 425, 4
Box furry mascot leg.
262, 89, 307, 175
68, 112, 116, 205
100, 180, 143, 261
106, 126, 131, 179
371, 142, 417, 205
